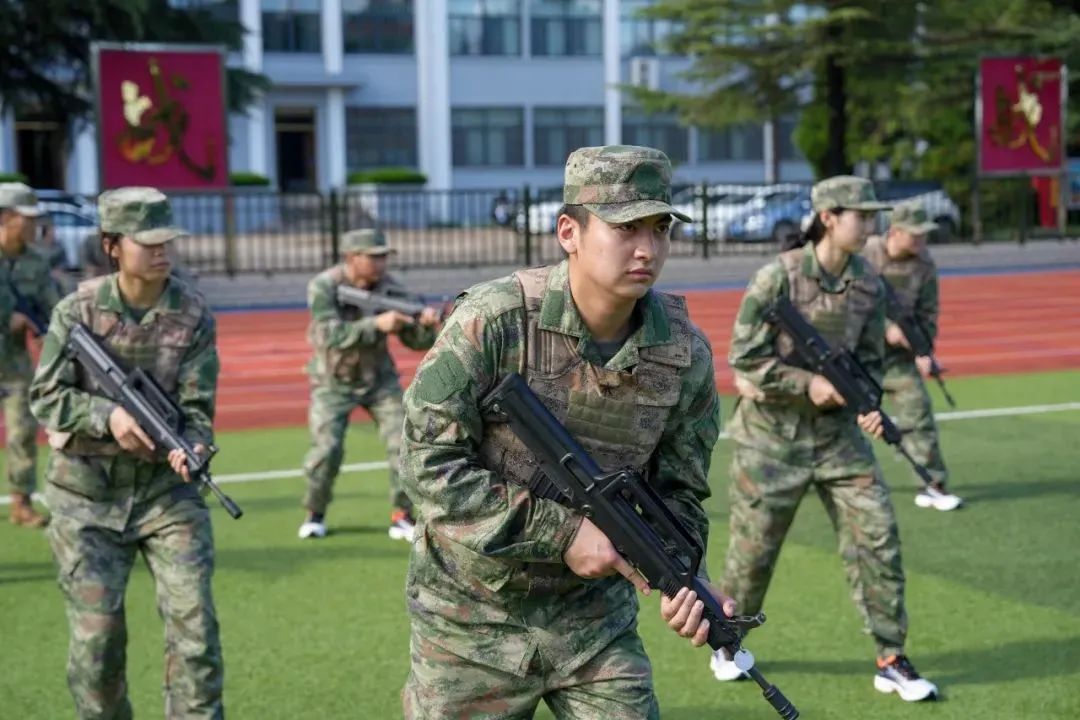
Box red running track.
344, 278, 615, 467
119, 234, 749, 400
4, 270, 1078, 439
211, 269, 1080, 431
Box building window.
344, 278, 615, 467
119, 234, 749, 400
534, 107, 604, 166
448, 0, 521, 56
343, 0, 413, 53
621, 109, 688, 163
346, 108, 418, 169
531, 0, 602, 57
698, 123, 764, 162
452, 108, 524, 167
262, 0, 321, 53
620, 0, 679, 56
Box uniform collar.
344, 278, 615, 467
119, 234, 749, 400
97, 274, 183, 322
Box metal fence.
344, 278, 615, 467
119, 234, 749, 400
167, 180, 1078, 276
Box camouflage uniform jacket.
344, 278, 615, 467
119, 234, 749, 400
305, 266, 437, 387
0, 244, 61, 378
29, 275, 218, 530
862, 235, 939, 368
401, 260, 720, 676
727, 244, 886, 471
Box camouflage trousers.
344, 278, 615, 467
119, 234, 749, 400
1, 377, 38, 495
882, 362, 949, 486
302, 379, 410, 515
721, 444, 908, 658
47, 498, 224, 719
402, 626, 659, 720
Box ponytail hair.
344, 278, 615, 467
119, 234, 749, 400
101, 231, 123, 272
782, 208, 841, 251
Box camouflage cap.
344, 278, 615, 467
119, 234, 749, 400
811, 175, 890, 212
0, 182, 43, 217
98, 187, 186, 245
341, 228, 395, 255
563, 145, 692, 224
889, 201, 938, 235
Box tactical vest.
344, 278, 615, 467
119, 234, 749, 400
48, 277, 205, 456
775, 247, 881, 365
476, 266, 693, 592
310, 266, 389, 385
863, 235, 931, 315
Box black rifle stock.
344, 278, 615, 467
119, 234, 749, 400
9, 282, 49, 336
880, 280, 956, 407
484, 373, 799, 720
336, 285, 446, 320
768, 296, 936, 487
65, 323, 243, 519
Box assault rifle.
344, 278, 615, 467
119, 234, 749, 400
768, 296, 939, 490
335, 285, 449, 321
65, 323, 243, 519
880, 280, 955, 407
483, 373, 799, 720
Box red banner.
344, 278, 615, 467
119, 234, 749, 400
979, 57, 1065, 176
95, 45, 229, 190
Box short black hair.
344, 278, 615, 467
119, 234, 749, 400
558, 204, 591, 229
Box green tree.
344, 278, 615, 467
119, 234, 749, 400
0, 0, 267, 122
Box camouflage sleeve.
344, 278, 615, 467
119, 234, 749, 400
308, 275, 380, 349
856, 278, 887, 386
728, 262, 815, 400
401, 291, 583, 563
40, 258, 62, 311
29, 297, 116, 438
175, 309, 219, 448
398, 320, 438, 351
916, 266, 940, 343
654, 330, 719, 581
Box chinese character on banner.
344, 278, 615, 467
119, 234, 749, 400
94, 44, 229, 190
979, 57, 1065, 176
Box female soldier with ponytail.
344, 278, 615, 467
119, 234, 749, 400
708, 176, 939, 703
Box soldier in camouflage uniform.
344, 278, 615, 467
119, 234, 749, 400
0, 182, 61, 528
399, 145, 733, 719
29, 187, 225, 719
711, 176, 939, 702
298, 228, 440, 541
863, 202, 962, 511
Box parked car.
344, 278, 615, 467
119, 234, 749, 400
39, 202, 98, 270
725, 188, 813, 243
674, 184, 809, 242
35, 189, 98, 215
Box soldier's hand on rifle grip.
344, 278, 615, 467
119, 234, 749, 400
417, 307, 441, 328
808, 375, 845, 409
661, 585, 737, 647
564, 517, 651, 595
885, 322, 911, 350
915, 355, 933, 378
108, 405, 156, 460
374, 310, 413, 335
857, 411, 884, 439
168, 444, 206, 483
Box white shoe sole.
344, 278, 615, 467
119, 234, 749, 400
914, 493, 963, 511
298, 524, 327, 539
874, 674, 938, 702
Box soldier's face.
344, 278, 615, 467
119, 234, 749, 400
112, 236, 172, 281
347, 252, 388, 285
823, 209, 875, 253
0, 210, 34, 251
559, 211, 671, 300
889, 227, 924, 256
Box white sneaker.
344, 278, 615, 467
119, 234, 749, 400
709, 649, 748, 682
874, 655, 938, 702
298, 520, 328, 539
915, 484, 963, 512
389, 511, 416, 542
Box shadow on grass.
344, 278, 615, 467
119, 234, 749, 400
759, 635, 1080, 686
